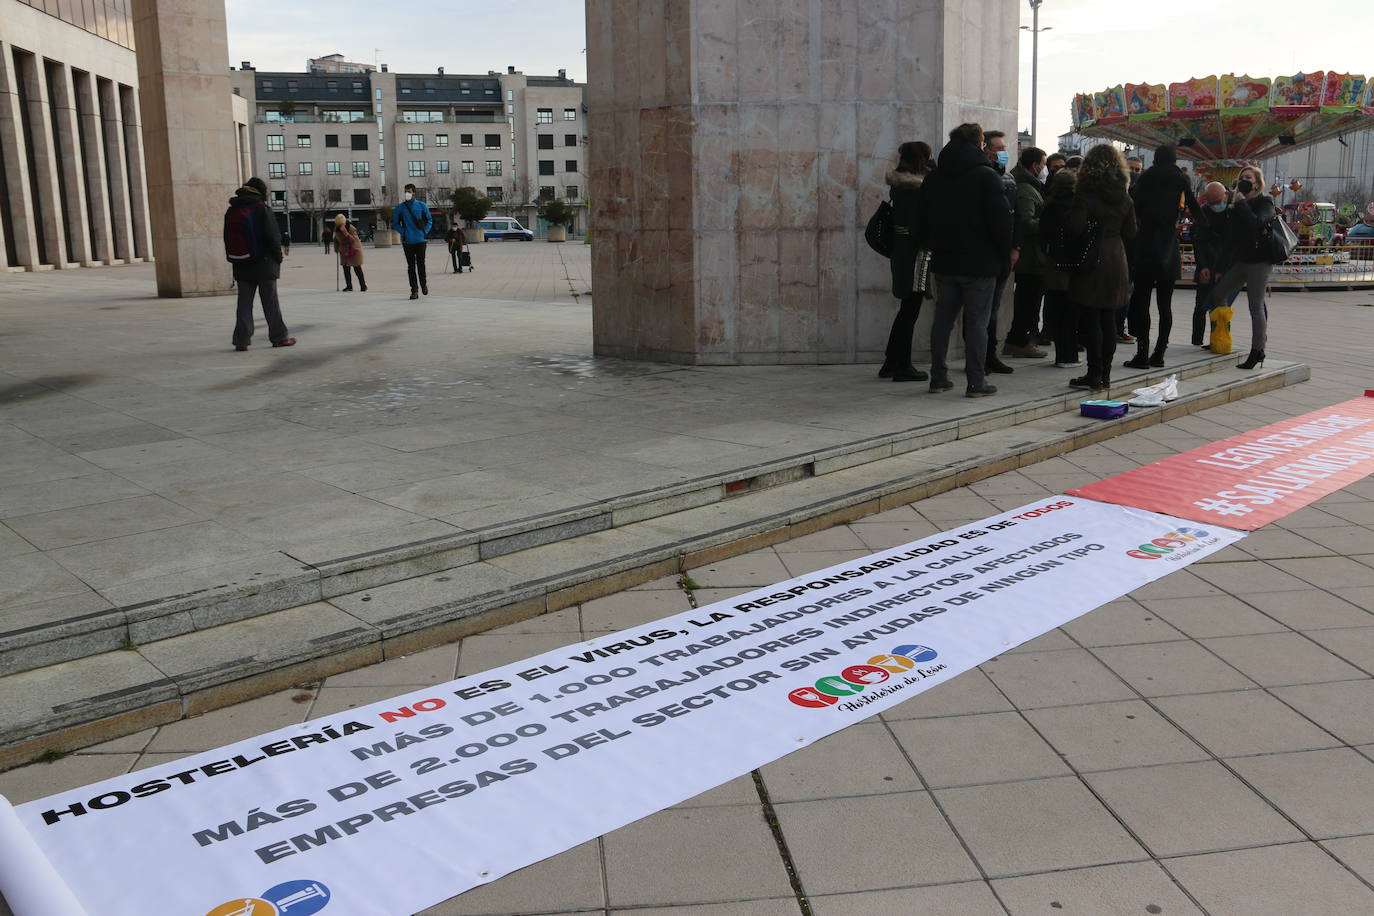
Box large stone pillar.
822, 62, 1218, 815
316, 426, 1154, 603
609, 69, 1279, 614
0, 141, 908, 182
0, 41, 42, 269
132, 0, 239, 296
587, 0, 1018, 365
75, 69, 116, 265
98, 77, 135, 263
51, 64, 94, 266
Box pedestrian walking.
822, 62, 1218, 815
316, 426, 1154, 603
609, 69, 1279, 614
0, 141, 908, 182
1124, 144, 1199, 368
917, 122, 1014, 398
446, 221, 468, 273
334, 213, 367, 292
1208, 165, 1278, 369
1004, 146, 1050, 359
394, 183, 433, 299
322, 223, 333, 254
879, 141, 934, 383
1064, 145, 1136, 391
1039, 168, 1083, 368
223, 176, 294, 351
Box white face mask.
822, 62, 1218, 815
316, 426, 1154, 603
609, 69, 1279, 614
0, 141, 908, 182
404, 192, 414, 201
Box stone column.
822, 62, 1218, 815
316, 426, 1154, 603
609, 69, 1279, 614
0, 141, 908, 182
0, 41, 41, 269
587, 0, 1018, 365
98, 77, 134, 263
75, 69, 116, 265
119, 84, 153, 261
50, 64, 95, 266
132, 0, 240, 297
17, 50, 67, 266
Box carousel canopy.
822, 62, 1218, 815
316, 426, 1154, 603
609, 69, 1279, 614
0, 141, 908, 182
1072, 72, 1374, 165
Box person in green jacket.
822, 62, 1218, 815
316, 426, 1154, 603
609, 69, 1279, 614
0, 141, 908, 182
1004, 147, 1049, 358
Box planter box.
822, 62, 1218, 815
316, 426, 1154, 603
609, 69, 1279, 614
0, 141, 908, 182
547, 226, 568, 242
467, 228, 485, 244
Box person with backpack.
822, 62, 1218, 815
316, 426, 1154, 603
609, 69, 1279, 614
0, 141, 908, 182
1064, 145, 1136, 391
333, 213, 367, 291
393, 183, 433, 299
1123, 145, 1200, 369
1207, 165, 1278, 369
879, 140, 933, 383
224, 176, 294, 351
917, 122, 1014, 398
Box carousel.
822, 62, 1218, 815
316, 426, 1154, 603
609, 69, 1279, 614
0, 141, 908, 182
1072, 72, 1374, 287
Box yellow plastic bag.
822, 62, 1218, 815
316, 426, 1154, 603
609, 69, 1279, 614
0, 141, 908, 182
1209, 305, 1233, 355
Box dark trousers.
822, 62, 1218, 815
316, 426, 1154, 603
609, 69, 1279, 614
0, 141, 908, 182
343, 265, 366, 289
1192, 279, 1215, 345
884, 296, 923, 368
1046, 290, 1078, 364
985, 272, 1009, 357
932, 274, 996, 389
1007, 273, 1045, 346
403, 242, 428, 292
450, 247, 461, 272
1127, 261, 1176, 351
232, 272, 288, 347
1080, 307, 1118, 382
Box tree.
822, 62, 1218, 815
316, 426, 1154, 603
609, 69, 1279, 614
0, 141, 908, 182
451, 186, 492, 225
279, 97, 297, 120
537, 197, 575, 228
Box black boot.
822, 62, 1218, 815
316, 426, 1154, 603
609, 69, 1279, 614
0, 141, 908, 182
1149, 343, 1166, 368
1122, 340, 1151, 369
1237, 349, 1266, 370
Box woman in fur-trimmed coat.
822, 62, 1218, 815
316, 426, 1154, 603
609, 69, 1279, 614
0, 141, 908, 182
334, 213, 366, 292
880, 141, 935, 383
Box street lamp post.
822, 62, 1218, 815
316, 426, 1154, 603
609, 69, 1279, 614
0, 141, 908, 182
1021, 1, 1052, 147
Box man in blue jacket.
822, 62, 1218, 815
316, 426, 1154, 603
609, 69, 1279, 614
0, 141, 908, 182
394, 183, 433, 299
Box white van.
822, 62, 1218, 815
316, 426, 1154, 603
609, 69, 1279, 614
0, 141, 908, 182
474, 218, 534, 241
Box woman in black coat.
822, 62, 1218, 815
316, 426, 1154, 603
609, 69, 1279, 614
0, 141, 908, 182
1125, 144, 1199, 368
1208, 165, 1278, 369
880, 141, 934, 382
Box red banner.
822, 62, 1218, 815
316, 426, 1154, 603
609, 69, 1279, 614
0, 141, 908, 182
1069, 395, 1374, 530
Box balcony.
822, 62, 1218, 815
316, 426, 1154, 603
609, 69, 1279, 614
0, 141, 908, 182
393, 112, 502, 124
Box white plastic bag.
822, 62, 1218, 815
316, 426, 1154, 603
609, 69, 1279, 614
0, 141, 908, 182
1127, 374, 1179, 408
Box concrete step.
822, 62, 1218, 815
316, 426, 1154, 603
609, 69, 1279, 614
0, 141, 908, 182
0, 356, 1308, 768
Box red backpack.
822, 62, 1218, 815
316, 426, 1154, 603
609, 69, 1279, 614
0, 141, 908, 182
224, 203, 264, 264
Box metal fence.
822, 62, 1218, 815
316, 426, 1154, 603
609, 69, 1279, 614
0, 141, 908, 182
1179, 244, 1374, 289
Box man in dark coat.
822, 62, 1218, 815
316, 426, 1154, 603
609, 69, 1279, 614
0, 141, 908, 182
1124, 144, 1199, 367
223, 176, 294, 351
917, 123, 1014, 397
982, 130, 1020, 373
1190, 181, 1232, 346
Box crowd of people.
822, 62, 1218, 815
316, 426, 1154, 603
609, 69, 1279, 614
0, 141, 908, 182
881, 126, 1275, 396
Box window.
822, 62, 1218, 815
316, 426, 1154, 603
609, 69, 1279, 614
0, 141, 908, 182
539, 186, 556, 200
564, 108, 577, 121
351, 134, 368, 150
565, 185, 579, 200
326, 81, 337, 92
406, 134, 424, 150
296, 135, 311, 148
485, 161, 502, 176
286, 80, 298, 93
326, 161, 341, 175
352, 81, 363, 93
506, 90, 513, 101
401, 110, 444, 123
375, 88, 382, 99
538, 160, 555, 176
267, 162, 286, 178
565, 160, 578, 173
408, 161, 426, 177
271, 190, 285, 204
435, 160, 450, 174
400, 81, 412, 95
537, 134, 554, 150
297, 162, 312, 175
261, 79, 273, 90
298, 190, 314, 204
461, 161, 474, 173
484, 87, 495, 95
266, 135, 284, 151
564, 134, 578, 147
460, 133, 473, 147
264, 110, 292, 122
484, 134, 501, 149
352, 161, 370, 177
354, 188, 372, 205
536, 108, 553, 123
326, 134, 339, 148
327, 189, 342, 202
435, 134, 449, 147
486, 186, 503, 201
322, 110, 367, 122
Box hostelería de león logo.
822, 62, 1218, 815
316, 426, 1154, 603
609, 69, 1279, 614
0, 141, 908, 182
1124, 526, 1214, 561
205, 879, 331, 916
788, 645, 941, 708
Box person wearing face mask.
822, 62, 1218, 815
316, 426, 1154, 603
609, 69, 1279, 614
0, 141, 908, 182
981, 130, 1019, 375
1190, 181, 1232, 347
1046, 152, 1067, 181
1123, 144, 1199, 369
1126, 156, 1144, 188
393, 183, 434, 300
1207, 165, 1278, 369
1005, 146, 1050, 358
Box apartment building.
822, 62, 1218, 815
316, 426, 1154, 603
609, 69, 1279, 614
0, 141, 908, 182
230, 62, 587, 241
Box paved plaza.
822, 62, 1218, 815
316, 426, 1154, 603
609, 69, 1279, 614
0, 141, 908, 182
1, 247, 1373, 914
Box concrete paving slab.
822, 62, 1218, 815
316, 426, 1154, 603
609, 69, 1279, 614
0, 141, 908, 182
1058, 598, 1188, 647
888, 711, 1072, 788
1240, 588, 1374, 630
1270, 680, 1374, 745
1228, 749, 1374, 838
4, 495, 203, 551
415, 841, 606, 915
758, 722, 922, 802
1163, 843, 1374, 916
1153, 688, 1341, 757
143, 689, 313, 753
1024, 699, 1210, 771
991, 861, 1204, 916
1091, 642, 1256, 697
1321, 835, 1374, 885
1200, 632, 1368, 686
809, 884, 1005, 916
980, 650, 1137, 709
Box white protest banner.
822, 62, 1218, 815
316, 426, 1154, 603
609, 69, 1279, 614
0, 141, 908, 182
0, 498, 1244, 916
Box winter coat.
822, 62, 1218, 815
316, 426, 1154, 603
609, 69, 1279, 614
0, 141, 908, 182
445, 226, 467, 251
335, 223, 364, 267
1225, 194, 1277, 264
1192, 207, 1232, 278
1011, 164, 1047, 275
224, 186, 282, 281
1131, 162, 1197, 275
887, 168, 930, 299
917, 138, 1013, 278
1066, 177, 1137, 310
1038, 170, 1078, 294
393, 198, 433, 244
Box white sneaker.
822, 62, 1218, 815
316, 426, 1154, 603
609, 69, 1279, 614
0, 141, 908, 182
1054, 360, 1085, 368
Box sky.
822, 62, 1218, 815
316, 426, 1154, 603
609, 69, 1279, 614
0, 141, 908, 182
227, 0, 1374, 143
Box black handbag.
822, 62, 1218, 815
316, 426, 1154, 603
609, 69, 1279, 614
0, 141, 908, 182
865, 199, 894, 258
